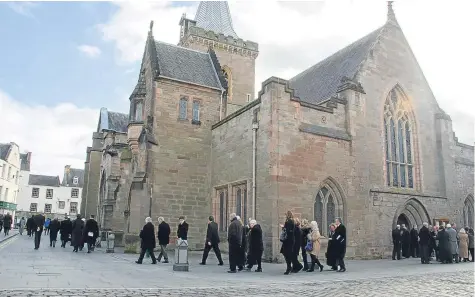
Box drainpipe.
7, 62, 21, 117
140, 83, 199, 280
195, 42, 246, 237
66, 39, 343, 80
252, 121, 259, 219
219, 90, 224, 121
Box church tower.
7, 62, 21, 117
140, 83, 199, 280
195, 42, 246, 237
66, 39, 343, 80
178, 1, 259, 115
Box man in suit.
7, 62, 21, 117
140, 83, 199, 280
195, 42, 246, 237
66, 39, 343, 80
227, 213, 242, 273
392, 225, 402, 260
157, 217, 171, 263
33, 213, 45, 250
200, 216, 223, 266
333, 217, 346, 272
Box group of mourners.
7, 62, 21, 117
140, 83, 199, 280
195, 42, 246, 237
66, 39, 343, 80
392, 222, 475, 263
16, 213, 99, 253
0, 212, 13, 236
136, 211, 347, 275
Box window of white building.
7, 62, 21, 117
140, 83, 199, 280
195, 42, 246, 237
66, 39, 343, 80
31, 188, 39, 198
71, 188, 79, 198
46, 189, 53, 199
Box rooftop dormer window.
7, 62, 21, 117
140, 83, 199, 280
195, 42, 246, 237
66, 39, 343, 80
73, 176, 79, 185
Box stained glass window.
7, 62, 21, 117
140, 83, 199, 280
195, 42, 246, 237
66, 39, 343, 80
405, 122, 412, 164
179, 97, 187, 120
219, 191, 225, 231
236, 188, 242, 216
314, 192, 323, 231
327, 195, 335, 228
384, 88, 415, 189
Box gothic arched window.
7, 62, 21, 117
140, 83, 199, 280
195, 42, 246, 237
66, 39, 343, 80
384, 87, 414, 188
314, 181, 344, 235
463, 195, 474, 228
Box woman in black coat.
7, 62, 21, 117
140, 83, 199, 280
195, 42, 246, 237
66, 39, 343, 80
280, 210, 295, 275
136, 217, 157, 264
246, 220, 263, 272
437, 226, 451, 263
326, 223, 337, 270
71, 216, 84, 252
49, 218, 61, 247
292, 219, 303, 272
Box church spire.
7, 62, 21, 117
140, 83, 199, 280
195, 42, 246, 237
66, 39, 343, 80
194, 1, 238, 38
386, 1, 399, 26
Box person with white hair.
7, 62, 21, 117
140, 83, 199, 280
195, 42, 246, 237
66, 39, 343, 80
418, 222, 431, 264
458, 228, 469, 262
227, 213, 242, 273
246, 219, 263, 272
306, 221, 324, 272
136, 217, 157, 264
392, 224, 402, 260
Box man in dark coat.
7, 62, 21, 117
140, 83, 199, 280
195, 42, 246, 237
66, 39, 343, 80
392, 225, 402, 260
401, 224, 411, 258
83, 215, 99, 253
71, 215, 84, 252
60, 216, 73, 247
292, 219, 303, 273
333, 218, 346, 272
26, 215, 34, 237
32, 213, 45, 250
410, 225, 419, 258
49, 218, 61, 247
237, 216, 247, 271
326, 223, 337, 270
246, 219, 263, 272
157, 217, 171, 263
300, 220, 311, 271
200, 216, 223, 265
227, 213, 242, 273
177, 216, 188, 241
3, 213, 12, 236
136, 217, 157, 264
0, 214, 3, 234
429, 225, 438, 261
418, 223, 431, 264
437, 225, 451, 263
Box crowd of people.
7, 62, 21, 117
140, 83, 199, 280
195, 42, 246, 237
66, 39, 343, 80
392, 222, 475, 263
14, 213, 100, 253
136, 211, 347, 275
0, 212, 13, 236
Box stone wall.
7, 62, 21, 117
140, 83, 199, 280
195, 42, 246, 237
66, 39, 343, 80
183, 39, 256, 113
211, 99, 260, 248
148, 78, 222, 250
82, 132, 104, 219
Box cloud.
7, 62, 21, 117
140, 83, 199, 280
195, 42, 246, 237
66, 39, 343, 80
8, 2, 38, 18
99, 1, 474, 144
77, 45, 102, 58
0, 89, 98, 177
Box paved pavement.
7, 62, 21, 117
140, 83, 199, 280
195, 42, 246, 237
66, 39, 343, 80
0, 229, 18, 244
0, 234, 473, 296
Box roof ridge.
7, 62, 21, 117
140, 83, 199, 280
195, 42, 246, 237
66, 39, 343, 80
155, 40, 209, 55
290, 26, 384, 83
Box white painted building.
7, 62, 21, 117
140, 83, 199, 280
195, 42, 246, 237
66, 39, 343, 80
16, 162, 83, 219
0, 142, 21, 223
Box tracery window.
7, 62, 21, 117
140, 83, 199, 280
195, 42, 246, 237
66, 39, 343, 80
314, 182, 344, 235
384, 88, 414, 188
179, 97, 188, 120
463, 195, 474, 228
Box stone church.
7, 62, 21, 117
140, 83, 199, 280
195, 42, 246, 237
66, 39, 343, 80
81, 1, 474, 260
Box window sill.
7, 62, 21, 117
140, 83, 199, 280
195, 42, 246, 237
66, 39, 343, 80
192, 120, 201, 126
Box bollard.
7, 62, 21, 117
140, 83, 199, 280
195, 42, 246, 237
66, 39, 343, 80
106, 232, 115, 253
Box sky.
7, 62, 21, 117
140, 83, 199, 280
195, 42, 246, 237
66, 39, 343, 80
0, 0, 474, 177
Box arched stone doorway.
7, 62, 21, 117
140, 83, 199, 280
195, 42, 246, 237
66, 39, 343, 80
393, 198, 431, 229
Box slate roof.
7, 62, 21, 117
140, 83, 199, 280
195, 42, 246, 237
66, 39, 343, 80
155, 41, 222, 90
289, 26, 384, 105
97, 108, 129, 133
28, 174, 60, 187
20, 153, 31, 171
0, 143, 11, 161
194, 1, 238, 39
62, 167, 84, 188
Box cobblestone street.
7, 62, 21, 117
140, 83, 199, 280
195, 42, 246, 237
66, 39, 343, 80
0, 234, 473, 296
